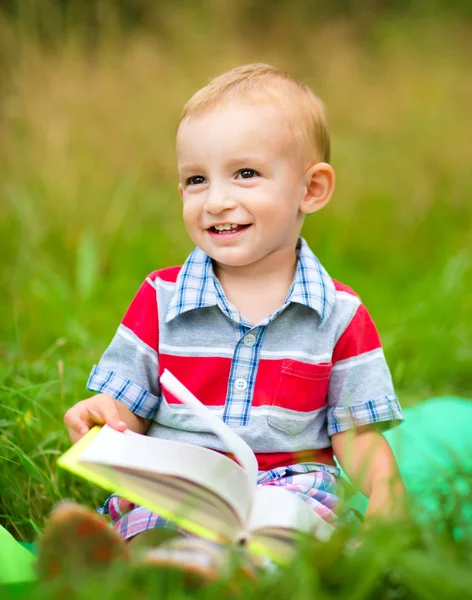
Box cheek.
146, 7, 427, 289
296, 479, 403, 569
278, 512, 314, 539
182, 201, 198, 225
182, 207, 203, 244
257, 183, 300, 221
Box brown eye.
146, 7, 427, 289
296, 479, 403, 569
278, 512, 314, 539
187, 175, 206, 185
237, 169, 259, 179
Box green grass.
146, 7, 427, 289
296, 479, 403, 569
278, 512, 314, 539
1, 6, 471, 598
3, 516, 472, 599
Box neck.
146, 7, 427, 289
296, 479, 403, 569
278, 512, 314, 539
214, 245, 298, 292
213, 246, 299, 324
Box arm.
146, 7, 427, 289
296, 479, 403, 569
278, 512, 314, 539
67, 274, 161, 444
326, 299, 406, 521
332, 425, 407, 522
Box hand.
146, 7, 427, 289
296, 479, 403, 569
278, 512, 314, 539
363, 477, 408, 522
64, 393, 128, 443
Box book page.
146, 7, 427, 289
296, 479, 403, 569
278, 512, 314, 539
92, 465, 243, 540
160, 369, 258, 488
59, 431, 243, 542
247, 486, 335, 545
78, 425, 253, 527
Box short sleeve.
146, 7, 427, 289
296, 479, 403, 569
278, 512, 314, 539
327, 303, 403, 436
87, 275, 161, 418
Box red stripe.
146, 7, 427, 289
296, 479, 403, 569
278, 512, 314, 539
332, 279, 360, 298
255, 447, 335, 470
121, 279, 158, 352
254, 359, 331, 411
159, 355, 231, 406
151, 266, 181, 283
221, 448, 336, 470
160, 355, 331, 411
332, 304, 381, 363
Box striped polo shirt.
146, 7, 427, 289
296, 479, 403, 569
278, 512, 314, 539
87, 238, 403, 473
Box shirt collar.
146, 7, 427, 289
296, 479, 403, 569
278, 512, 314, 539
286, 237, 336, 324
165, 237, 336, 325
165, 247, 219, 323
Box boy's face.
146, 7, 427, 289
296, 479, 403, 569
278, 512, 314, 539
177, 102, 309, 272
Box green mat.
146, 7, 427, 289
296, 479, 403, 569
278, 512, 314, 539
343, 396, 472, 523
0, 525, 36, 585
1, 396, 471, 585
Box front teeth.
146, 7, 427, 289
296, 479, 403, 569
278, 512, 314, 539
214, 224, 239, 231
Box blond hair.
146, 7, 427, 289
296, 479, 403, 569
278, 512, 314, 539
180, 63, 330, 163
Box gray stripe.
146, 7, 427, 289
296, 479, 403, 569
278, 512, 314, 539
328, 353, 395, 409
158, 297, 360, 365
97, 326, 160, 396
148, 395, 331, 453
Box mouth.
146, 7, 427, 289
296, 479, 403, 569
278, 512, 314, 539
207, 224, 251, 235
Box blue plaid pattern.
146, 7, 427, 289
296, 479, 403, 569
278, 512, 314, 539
165, 237, 336, 325
327, 394, 402, 436
165, 248, 220, 322
86, 364, 160, 419
222, 324, 268, 425
164, 237, 336, 426
257, 462, 340, 481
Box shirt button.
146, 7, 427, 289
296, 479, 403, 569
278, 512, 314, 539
243, 333, 256, 347
234, 378, 248, 392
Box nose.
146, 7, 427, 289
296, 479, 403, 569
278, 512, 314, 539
203, 183, 237, 215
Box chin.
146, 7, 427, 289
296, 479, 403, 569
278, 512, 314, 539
211, 250, 260, 268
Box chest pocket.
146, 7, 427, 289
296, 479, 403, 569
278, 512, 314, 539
268, 360, 332, 436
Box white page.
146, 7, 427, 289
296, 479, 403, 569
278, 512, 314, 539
80, 425, 252, 525
90, 465, 242, 540
247, 486, 335, 542
160, 369, 258, 488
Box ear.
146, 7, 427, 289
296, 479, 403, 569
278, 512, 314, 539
300, 162, 335, 215
178, 183, 183, 199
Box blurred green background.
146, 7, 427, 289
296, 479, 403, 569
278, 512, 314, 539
0, 1, 471, 539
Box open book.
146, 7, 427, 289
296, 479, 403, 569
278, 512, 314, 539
58, 369, 334, 562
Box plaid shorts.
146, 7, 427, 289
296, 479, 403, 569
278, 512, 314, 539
100, 463, 350, 541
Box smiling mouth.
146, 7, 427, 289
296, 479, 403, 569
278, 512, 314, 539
208, 224, 251, 234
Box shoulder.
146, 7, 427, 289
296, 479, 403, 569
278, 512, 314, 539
332, 279, 361, 300
330, 279, 362, 320
122, 266, 183, 322
126, 267, 182, 308
328, 280, 383, 352
146, 266, 182, 285
327, 279, 375, 344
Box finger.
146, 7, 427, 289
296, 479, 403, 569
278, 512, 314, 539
64, 404, 92, 438
90, 403, 128, 432
67, 427, 84, 444
64, 405, 93, 444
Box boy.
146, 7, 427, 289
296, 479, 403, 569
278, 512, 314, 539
43, 64, 406, 580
